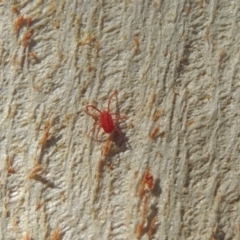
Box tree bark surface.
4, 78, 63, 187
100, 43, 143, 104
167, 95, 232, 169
0, 1, 239, 240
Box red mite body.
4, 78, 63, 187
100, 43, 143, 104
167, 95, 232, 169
100, 111, 114, 133
85, 90, 124, 141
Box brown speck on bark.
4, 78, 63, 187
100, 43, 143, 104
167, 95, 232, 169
14, 15, 24, 34
149, 127, 160, 140
51, 228, 62, 240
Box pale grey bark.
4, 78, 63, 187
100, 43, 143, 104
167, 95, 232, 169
0, 1, 240, 240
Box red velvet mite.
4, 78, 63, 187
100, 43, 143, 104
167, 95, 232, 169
85, 90, 125, 141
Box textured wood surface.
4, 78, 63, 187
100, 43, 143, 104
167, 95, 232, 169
1, 1, 240, 239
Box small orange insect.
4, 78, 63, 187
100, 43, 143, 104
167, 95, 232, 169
139, 168, 155, 198
85, 90, 124, 141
